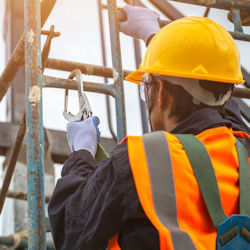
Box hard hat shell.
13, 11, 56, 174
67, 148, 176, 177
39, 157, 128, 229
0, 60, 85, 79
126, 17, 244, 84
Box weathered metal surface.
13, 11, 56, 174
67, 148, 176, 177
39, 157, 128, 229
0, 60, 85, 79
123, 0, 147, 8
24, 0, 46, 248
43, 75, 116, 97
231, 8, 243, 32
43, 75, 250, 100
107, 0, 127, 142
242, 68, 250, 88
121, 15, 250, 41
233, 87, 250, 99
0, 188, 51, 203
98, 0, 117, 141
0, 27, 55, 215
122, 0, 250, 41
42, 25, 58, 72
171, 0, 250, 13
0, 113, 26, 214
229, 31, 250, 41
0, 236, 55, 249
46, 58, 132, 79
41, 30, 60, 37
127, 0, 149, 133
148, 0, 184, 20
0, 0, 56, 102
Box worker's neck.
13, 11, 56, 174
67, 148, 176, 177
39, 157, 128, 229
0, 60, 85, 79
151, 113, 179, 132
163, 116, 179, 132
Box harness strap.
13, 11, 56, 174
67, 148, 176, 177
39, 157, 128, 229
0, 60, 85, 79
175, 134, 250, 230
175, 134, 227, 230
236, 139, 250, 216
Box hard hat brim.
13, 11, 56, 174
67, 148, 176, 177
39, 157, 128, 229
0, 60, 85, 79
125, 68, 245, 85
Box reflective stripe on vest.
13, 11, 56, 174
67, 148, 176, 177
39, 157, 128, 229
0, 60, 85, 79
142, 132, 196, 250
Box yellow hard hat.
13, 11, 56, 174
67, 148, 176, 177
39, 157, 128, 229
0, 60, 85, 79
126, 16, 244, 84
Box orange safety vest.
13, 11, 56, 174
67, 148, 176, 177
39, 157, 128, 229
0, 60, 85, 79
108, 127, 249, 250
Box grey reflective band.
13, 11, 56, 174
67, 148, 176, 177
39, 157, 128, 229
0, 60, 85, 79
142, 131, 196, 250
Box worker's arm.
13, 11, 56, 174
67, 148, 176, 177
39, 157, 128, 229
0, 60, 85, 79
48, 118, 132, 249
119, 5, 160, 45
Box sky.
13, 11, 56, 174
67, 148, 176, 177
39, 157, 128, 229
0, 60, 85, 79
0, 0, 249, 236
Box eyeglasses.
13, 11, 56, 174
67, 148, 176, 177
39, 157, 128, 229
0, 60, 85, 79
140, 74, 154, 102
140, 80, 147, 102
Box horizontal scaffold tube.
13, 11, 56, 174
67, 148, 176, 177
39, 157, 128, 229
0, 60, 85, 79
233, 87, 250, 99
0, 236, 55, 249
43, 75, 249, 99
43, 75, 116, 97
171, 0, 250, 13
0, 188, 51, 203
46, 58, 132, 79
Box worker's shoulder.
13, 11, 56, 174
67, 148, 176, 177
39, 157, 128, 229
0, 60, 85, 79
110, 140, 129, 161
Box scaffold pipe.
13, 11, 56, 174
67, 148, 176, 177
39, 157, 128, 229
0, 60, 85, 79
0, 188, 51, 203
43, 75, 116, 97
0, 236, 55, 250
0, 0, 56, 101
24, 0, 46, 248
46, 58, 132, 79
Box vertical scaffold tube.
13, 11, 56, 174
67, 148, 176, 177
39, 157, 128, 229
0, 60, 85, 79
24, 0, 45, 249
97, 0, 117, 141
107, 0, 127, 142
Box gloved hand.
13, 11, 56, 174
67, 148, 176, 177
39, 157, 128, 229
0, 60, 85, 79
119, 5, 160, 44
66, 116, 100, 157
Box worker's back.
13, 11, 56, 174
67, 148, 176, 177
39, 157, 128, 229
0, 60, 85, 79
116, 126, 248, 250
122, 126, 246, 249
49, 106, 249, 250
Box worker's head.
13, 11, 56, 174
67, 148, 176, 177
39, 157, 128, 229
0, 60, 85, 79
140, 74, 234, 131
125, 16, 244, 131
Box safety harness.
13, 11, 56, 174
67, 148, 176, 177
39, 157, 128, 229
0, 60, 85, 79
175, 134, 250, 249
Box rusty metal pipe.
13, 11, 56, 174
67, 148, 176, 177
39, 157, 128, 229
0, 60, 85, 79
0, 188, 51, 203
107, 0, 127, 142
98, 0, 117, 141
24, 0, 46, 248
117, 8, 250, 41
0, 235, 54, 249
46, 58, 132, 79
0, 0, 56, 101
0, 114, 26, 214
41, 30, 60, 37
233, 87, 250, 99
148, 0, 184, 20
0, 21, 55, 214
42, 25, 56, 72
43, 75, 116, 97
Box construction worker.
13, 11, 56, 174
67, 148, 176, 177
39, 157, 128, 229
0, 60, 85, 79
48, 5, 250, 250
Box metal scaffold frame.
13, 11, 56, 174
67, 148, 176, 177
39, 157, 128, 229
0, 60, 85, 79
0, 0, 249, 248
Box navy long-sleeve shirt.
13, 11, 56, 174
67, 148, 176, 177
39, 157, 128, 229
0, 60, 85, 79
48, 98, 249, 250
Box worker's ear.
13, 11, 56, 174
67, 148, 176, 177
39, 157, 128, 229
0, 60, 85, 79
157, 79, 169, 110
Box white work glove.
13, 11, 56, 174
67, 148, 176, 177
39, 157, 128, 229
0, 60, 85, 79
119, 5, 160, 44
66, 116, 100, 157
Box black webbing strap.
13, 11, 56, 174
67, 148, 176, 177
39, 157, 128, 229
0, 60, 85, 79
175, 134, 228, 230
235, 139, 250, 216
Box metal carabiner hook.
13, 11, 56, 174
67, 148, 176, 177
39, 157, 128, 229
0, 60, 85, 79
63, 69, 92, 122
